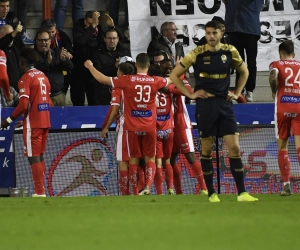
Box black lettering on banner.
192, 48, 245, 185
150, 0, 172, 16
197, 0, 221, 15
274, 20, 291, 42
176, 0, 194, 15
262, 0, 300, 11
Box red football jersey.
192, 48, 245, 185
168, 80, 193, 130
156, 91, 174, 131
19, 68, 51, 128
270, 60, 300, 113
0, 50, 10, 102
110, 87, 124, 132
111, 73, 168, 132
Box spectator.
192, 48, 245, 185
151, 50, 169, 65
41, 19, 73, 95
196, 16, 230, 46
71, 10, 102, 106
53, 0, 83, 31
0, 25, 21, 92
222, 0, 264, 102
34, 30, 73, 106
71, 11, 120, 106
147, 21, 184, 65
109, 0, 130, 41
0, 85, 18, 107
90, 27, 131, 105
0, 48, 12, 116
14, 0, 34, 45
0, 0, 24, 50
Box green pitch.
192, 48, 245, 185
1, 194, 300, 250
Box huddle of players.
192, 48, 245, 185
99, 56, 208, 196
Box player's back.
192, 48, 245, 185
168, 80, 192, 130
156, 91, 174, 131
20, 68, 51, 128
111, 87, 124, 132
272, 59, 300, 113
112, 73, 168, 132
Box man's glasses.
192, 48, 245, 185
105, 37, 118, 40
36, 38, 50, 43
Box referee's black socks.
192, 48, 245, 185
229, 157, 246, 195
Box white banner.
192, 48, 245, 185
128, 0, 300, 71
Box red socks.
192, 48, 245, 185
297, 147, 300, 163
145, 161, 156, 187
173, 163, 183, 194
138, 166, 145, 191
191, 161, 207, 191
154, 167, 164, 194
164, 163, 173, 189
30, 162, 45, 195
119, 170, 129, 195
278, 150, 290, 182
129, 164, 139, 195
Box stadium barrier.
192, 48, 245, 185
12, 125, 300, 196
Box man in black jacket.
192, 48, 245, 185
147, 22, 184, 65
41, 19, 74, 95
0, 24, 21, 91
91, 27, 131, 105
34, 30, 73, 106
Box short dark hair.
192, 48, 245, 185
20, 47, 39, 65
85, 11, 94, 19
105, 27, 118, 37
119, 62, 135, 75
41, 19, 56, 30
279, 40, 294, 55
211, 16, 225, 26
34, 29, 51, 41
136, 53, 150, 68
205, 20, 223, 31
160, 59, 173, 67
148, 64, 162, 77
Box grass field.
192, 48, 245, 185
0, 194, 300, 250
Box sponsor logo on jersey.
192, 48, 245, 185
137, 104, 147, 108
221, 54, 227, 63
38, 103, 50, 111
157, 114, 170, 121
280, 95, 300, 103
19, 88, 25, 93
131, 110, 152, 117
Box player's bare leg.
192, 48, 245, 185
28, 155, 46, 197
224, 134, 258, 202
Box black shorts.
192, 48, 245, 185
195, 97, 238, 138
